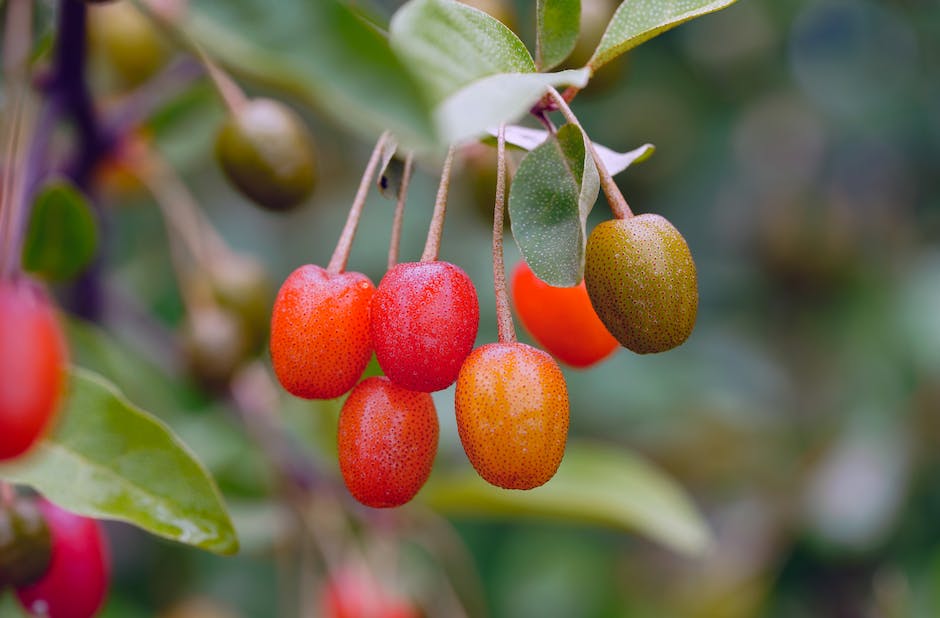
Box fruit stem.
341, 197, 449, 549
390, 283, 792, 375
195, 45, 248, 115
493, 124, 516, 344
420, 145, 456, 263
327, 131, 391, 275
387, 153, 414, 270
547, 87, 634, 220
0, 481, 14, 507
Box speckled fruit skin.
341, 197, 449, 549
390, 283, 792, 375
215, 98, 317, 211
0, 281, 67, 461
15, 500, 109, 618
338, 377, 438, 508
370, 261, 479, 392
270, 265, 374, 400
584, 214, 698, 354
455, 343, 569, 490
511, 261, 618, 368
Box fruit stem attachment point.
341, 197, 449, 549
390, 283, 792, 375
0, 481, 14, 507
493, 124, 516, 344
387, 153, 414, 271
420, 145, 456, 263
547, 87, 633, 220
327, 131, 391, 275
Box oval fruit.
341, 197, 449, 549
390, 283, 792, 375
370, 261, 479, 392
584, 214, 698, 354
270, 265, 374, 400
455, 343, 569, 490
0, 499, 52, 588
0, 281, 67, 461
511, 260, 617, 368
215, 98, 317, 212
338, 377, 438, 508
15, 499, 109, 618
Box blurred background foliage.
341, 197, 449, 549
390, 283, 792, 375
3, 0, 939, 615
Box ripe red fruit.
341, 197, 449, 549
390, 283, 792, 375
15, 500, 109, 618
321, 565, 418, 618
0, 280, 67, 461
370, 261, 479, 392
455, 343, 569, 489
510, 261, 618, 368
270, 265, 374, 399
337, 377, 438, 508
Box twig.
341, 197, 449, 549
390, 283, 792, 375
387, 154, 414, 270
493, 125, 516, 344
420, 146, 456, 263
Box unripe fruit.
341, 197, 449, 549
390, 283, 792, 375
337, 377, 438, 508
511, 261, 618, 368
455, 343, 569, 490
88, 2, 171, 89
206, 253, 272, 344
0, 280, 67, 461
370, 261, 479, 392
181, 305, 251, 387
270, 265, 374, 400
15, 500, 109, 618
584, 214, 698, 354
215, 99, 317, 212
0, 500, 52, 588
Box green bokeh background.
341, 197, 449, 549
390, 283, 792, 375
5, 0, 940, 615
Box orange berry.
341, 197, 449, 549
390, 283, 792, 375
270, 265, 374, 399
337, 377, 438, 508
455, 343, 569, 489
511, 261, 618, 368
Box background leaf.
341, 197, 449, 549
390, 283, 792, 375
492, 125, 655, 174
421, 443, 712, 556
0, 368, 239, 555
182, 0, 435, 149
390, 0, 536, 104
508, 123, 598, 286
22, 180, 98, 281
435, 69, 590, 144
537, 0, 581, 71
589, 0, 740, 71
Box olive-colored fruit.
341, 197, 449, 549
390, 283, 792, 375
181, 305, 251, 387
206, 253, 272, 348
214, 99, 317, 212
0, 500, 51, 588
584, 214, 698, 354
88, 2, 171, 89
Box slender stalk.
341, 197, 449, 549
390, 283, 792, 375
387, 153, 414, 270
493, 125, 516, 344
547, 87, 633, 219
195, 45, 247, 115
0, 481, 14, 507
420, 146, 456, 262
327, 132, 390, 275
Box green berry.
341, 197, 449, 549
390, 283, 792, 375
584, 214, 698, 354
215, 99, 317, 212
0, 500, 52, 589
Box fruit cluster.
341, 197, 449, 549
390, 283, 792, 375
0, 497, 109, 618
269, 136, 699, 509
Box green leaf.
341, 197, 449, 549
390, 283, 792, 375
0, 368, 239, 555
492, 125, 655, 174
589, 0, 740, 71
537, 0, 581, 70
22, 180, 98, 281
508, 123, 598, 286
436, 68, 590, 144
180, 0, 435, 150
422, 443, 711, 555
390, 0, 537, 104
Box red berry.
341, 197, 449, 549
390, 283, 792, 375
455, 343, 569, 490
510, 261, 618, 368
338, 377, 438, 508
370, 261, 479, 392
321, 565, 418, 618
15, 500, 109, 618
0, 280, 67, 461
270, 265, 374, 399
